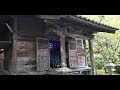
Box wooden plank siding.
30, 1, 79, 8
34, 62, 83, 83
68, 39, 86, 69
36, 38, 50, 71
77, 39, 86, 67
15, 16, 49, 73
16, 40, 36, 73
68, 40, 77, 68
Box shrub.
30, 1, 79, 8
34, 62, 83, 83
87, 59, 104, 69
95, 60, 104, 69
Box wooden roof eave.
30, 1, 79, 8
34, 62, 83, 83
35, 15, 118, 34
62, 15, 119, 34
92, 28, 117, 34
35, 15, 63, 20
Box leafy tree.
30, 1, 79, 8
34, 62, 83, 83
79, 15, 120, 69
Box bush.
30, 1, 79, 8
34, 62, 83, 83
95, 60, 104, 69
87, 60, 104, 69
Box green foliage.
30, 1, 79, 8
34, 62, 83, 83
93, 32, 120, 64
95, 60, 104, 69
94, 54, 104, 69
87, 59, 104, 69
86, 51, 104, 69
94, 54, 104, 60
81, 15, 120, 68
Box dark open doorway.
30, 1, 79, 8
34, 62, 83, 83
49, 40, 69, 69
49, 40, 61, 69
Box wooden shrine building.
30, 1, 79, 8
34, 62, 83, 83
0, 15, 119, 75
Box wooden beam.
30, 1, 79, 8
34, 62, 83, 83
0, 41, 12, 43
48, 19, 97, 34
5, 23, 13, 33
66, 32, 89, 40
44, 27, 55, 36
51, 29, 90, 40
52, 30, 62, 36
88, 39, 95, 75
44, 19, 60, 29
13, 36, 35, 41
36, 15, 61, 20
45, 19, 99, 38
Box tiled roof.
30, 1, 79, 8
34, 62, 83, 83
75, 15, 119, 30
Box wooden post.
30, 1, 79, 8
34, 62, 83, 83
88, 39, 95, 75
60, 32, 66, 67
11, 16, 17, 75
53, 30, 72, 75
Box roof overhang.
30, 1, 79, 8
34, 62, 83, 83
36, 15, 119, 34
61, 15, 119, 34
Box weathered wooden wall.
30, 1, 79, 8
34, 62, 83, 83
69, 39, 85, 69
14, 16, 86, 73
77, 40, 85, 67
36, 38, 50, 71
15, 16, 46, 73
16, 40, 36, 73
17, 16, 45, 38
68, 40, 77, 68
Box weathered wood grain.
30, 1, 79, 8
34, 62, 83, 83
36, 38, 50, 71
16, 40, 36, 72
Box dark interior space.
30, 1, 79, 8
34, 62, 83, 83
49, 40, 69, 69
49, 40, 61, 69
0, 21, 13, 72
0, 23, 13, 41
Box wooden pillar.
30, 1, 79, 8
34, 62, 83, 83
88, 39, 95, 75
60, 32, 66, 67
11, 16, 17, 75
